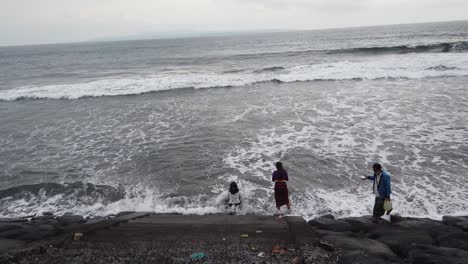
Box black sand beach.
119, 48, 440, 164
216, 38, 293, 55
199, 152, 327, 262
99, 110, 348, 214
1, 212, 468, 264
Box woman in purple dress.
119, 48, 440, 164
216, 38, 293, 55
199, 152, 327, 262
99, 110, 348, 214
272, 162, 291, 211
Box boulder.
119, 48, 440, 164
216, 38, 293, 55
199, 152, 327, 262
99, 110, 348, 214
309, 217, 352, 232
116, 211, 135, 217
394, 218, 442, 231
437, 231, 468, 251
0, 225, 59, 242
316, 229, 359, 238
455, 220, 468, 231
321, 234, 397, 259
320, 214, 335, 220
408, 244, 468, 264
56, 215, 86, 225
0, 224, 23, 233
0, 238, 25, 251
85, 216, 106, 224
341, 216, 376, 233
442, 215, 465, 226
368, 228, 433, 257
0, 218, 28, 223
336, 250, 402, 264
30, 215, 57, 225
302, 247, 333, 264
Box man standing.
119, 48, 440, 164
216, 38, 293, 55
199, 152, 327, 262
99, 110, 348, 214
362, 163, 392, 219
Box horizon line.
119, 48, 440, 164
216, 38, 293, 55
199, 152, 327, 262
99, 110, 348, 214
1, 19, 467, 48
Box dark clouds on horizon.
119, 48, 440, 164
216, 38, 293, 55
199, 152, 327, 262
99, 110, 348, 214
1, 0, 467, 46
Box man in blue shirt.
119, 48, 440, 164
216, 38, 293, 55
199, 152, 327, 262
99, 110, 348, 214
362, 163, 392, 219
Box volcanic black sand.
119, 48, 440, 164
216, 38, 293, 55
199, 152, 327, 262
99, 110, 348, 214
1, 212, 468, 264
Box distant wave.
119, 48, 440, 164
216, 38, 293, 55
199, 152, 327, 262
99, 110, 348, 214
1, 54, 467, 101
224, 41, 468, 60
329, 41, 468, 55
253, 66, 285, 73
425, 65, 459, 71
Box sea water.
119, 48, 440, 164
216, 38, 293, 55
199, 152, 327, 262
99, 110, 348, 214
0, 21, 467, 220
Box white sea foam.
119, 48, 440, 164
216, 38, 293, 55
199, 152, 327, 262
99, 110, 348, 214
1, 53, 468, 101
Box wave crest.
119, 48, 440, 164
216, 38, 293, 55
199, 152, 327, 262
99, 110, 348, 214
1, 53, 467, 101
329, 41, 468, 55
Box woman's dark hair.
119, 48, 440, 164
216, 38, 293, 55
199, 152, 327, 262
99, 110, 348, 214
372, 163, 382, 171
229, 182, 239, 194
275, 162, 284, 171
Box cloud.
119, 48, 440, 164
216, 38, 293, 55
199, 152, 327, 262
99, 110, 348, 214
0, 0, 467, 46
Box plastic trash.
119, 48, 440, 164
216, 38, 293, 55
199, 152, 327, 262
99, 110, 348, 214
290, 257, 302, 264
258, 252, 265, 257
73, 233, 83, 241
318, 240, 335, 251
381, 214, 391, 223
240, 234, 249, 238
190, 252, 206, 261
272, 245, 287, 253
255, 230, 263, 233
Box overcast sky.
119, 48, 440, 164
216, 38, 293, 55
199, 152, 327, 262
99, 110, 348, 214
1, 0, 467, 46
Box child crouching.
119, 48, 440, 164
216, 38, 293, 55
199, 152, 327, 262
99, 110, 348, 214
226, 182, 242, 214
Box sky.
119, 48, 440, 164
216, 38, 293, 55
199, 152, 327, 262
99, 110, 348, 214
1, 0, 467, 46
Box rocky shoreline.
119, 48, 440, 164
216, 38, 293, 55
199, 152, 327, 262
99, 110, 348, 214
0, 212, 467, 263
309, 214, 468, 264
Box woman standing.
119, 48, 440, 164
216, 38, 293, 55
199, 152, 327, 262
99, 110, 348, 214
272, 162, 291, 211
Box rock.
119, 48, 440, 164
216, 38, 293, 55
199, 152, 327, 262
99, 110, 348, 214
317, 240, 335, 251
316, 229, 358, 238
116, 211, 135, 217
408, 244, 468, 264
85, 216, 106, 224
0, 239, 25, 251
56, 215, 86, 225
437, 231, 468, 251
0, 224, 61, 242
0, 218, 28, 223
336, 250, 402, 264
320, 214, 335, 220
341, 216, 375, 232
368, 228, 433, 257
302, 247, 333, 264
31, 217, 60, 226
31, 215, 56, 225
309, 217, 352, 232
0, 224, 23, 233
0, 228, 27, 239
442, 215, 465, 226
394, 218, 442, 230
389, 215, 405, 224
321, 234, 397, 259
455, 220, 468, 231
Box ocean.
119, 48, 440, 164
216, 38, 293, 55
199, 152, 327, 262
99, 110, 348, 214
0, 21, 467, 220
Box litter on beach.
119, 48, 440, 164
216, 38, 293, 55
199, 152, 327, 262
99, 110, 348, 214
240, 234, 249, 238
272, 245, 288, 253
258, 252, 265, 257
190, 252, 206, 261
73, 233, 83, 241
255, 230, 262, 233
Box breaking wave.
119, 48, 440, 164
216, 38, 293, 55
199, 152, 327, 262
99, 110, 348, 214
329, 41, 468, 54
1, 53, 467, 101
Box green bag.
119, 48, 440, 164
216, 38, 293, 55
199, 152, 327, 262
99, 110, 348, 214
383, 199, 393, 212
